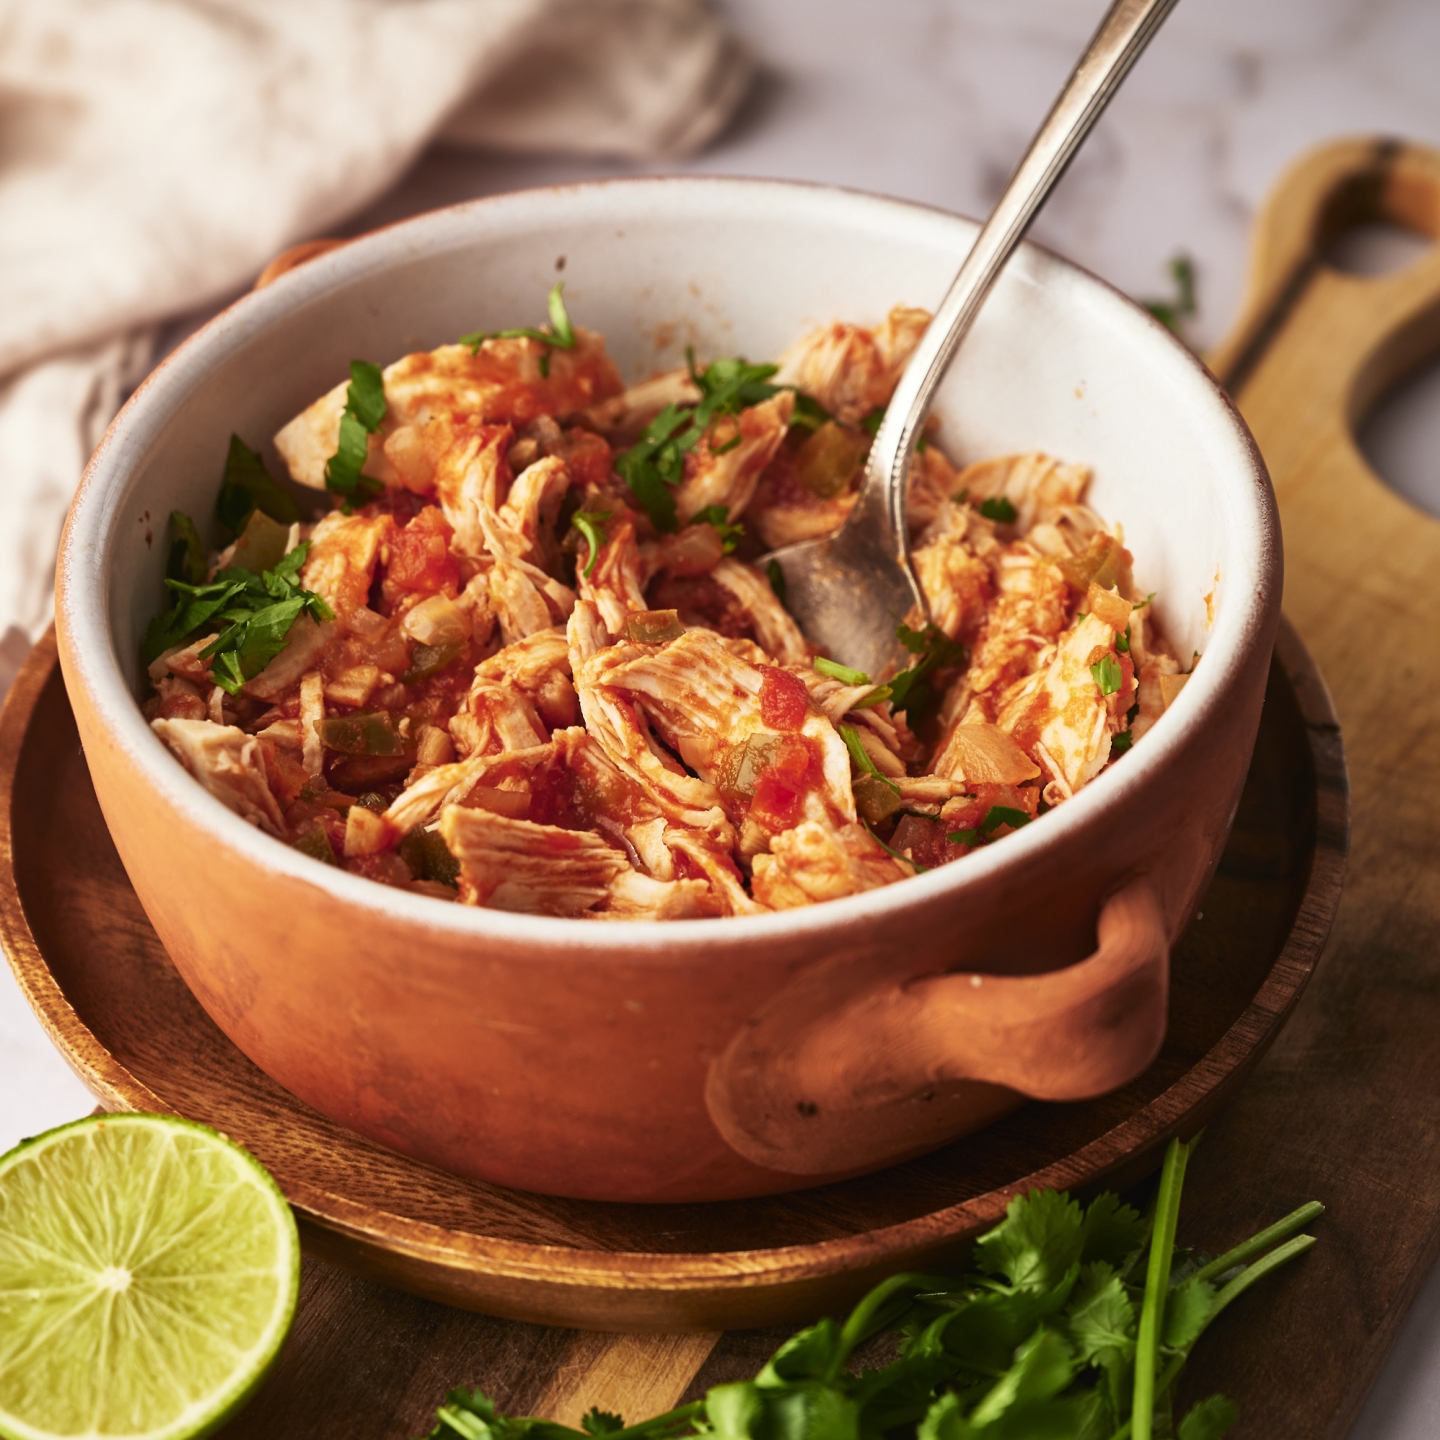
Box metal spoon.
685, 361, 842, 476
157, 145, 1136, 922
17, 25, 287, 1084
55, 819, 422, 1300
764, 0, 1182, 681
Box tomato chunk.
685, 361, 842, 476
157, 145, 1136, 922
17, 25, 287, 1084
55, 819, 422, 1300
382, 505, 460, 607
759, 667, 810, 732
750, 734, 821, 829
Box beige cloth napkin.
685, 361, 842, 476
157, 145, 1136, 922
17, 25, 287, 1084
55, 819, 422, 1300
0, 0, 750, 694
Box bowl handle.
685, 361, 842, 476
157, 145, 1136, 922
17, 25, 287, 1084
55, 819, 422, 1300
704, 875, 1169, 1176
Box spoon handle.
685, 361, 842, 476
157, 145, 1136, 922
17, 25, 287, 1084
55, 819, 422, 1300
863, 0, 1182, 574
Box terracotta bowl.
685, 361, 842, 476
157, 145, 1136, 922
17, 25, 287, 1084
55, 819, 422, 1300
55, 179, 1280, 1203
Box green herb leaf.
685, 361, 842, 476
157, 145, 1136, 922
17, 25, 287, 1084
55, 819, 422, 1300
143, 540, 332, 684
980, 805, 1030, 836
216, 435, 300, 537
1177, 1395, 1238, 1440
572, 510, 613, 578
1163, 1276, 1216, 1353
346, 359, 387, 432
860, 407, 885, 436
978, 496, 1018, 524
581, 1410, 626, 1436
164, 511, 207, 586
975, 1189, 1085, 1293
1110, 730, 1134, 756
789, 392, 832, 432
690, 504, 744, 554
325, 362, 389, 496
1080, 1192, 1148, 1268
1091, 653, 1123, 696
886, 624, 965, 716
1064, 1262, 1136, 1366
814, 657, 870, 686
1142, 255, 1198, 336
767, 559, 787, 606
616, 353, 782, 533
839, 724, 900, 796
459, 282, 578, 358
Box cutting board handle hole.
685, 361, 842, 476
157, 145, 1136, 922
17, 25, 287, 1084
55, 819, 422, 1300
1357, 353, 1440, 521
1323, 220, 1434, 277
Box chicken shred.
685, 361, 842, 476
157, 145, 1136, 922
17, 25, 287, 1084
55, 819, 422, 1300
144, 301, 1182, 918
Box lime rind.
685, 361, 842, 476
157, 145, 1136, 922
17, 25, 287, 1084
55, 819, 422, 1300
0, 1112, 300, 1440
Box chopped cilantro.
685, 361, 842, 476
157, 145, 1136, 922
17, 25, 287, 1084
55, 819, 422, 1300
1142, 254, 1197, 336
617, 354, 784, 532
886, 622, 966, 715
978, 495, 1018, 523
767, 558, 787, 606
1091, 652, 1124, 696
857, 405, 926, 450
325, 361, 388, 496
788, 392, 831, 431
838, 723, 900, 795
459, 281, 577, 377
216, 434, 299, 538
142, 541, 334, 692
862, 819, 928, 871
1117, 623, 1132, 654
947, 804, 1031, 847
689, 503, 744, 554
814, 657, 870, 686
1135, 591, 1156, 609
571, 510, 613, 579
1111, 730, 1134, 755
615, 404, 687, 532
164, 511, 207, 586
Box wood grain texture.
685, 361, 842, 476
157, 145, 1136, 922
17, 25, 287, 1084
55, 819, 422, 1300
0, 625, 1341, 1339
1170, 136, 1440, 1439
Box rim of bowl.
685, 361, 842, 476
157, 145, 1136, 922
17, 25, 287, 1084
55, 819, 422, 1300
57, 175, 1280, 961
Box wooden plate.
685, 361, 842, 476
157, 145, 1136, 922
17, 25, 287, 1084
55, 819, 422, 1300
0, 620, 1346, 1332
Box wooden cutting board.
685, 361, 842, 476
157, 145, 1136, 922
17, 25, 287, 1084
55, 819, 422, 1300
263, 135, 1440, 1437
7, 135, 1437, 1436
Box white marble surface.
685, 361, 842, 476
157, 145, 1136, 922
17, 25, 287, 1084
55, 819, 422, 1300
3, 0, 1440, 1431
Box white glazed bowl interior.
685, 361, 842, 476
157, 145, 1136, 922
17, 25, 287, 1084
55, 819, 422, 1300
60, 177, 1277, 959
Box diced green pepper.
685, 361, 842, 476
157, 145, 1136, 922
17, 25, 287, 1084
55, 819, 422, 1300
403, 640, 464, 683
318, 711, 407, 757
853, 772, 905, 825
624, 610, 685, 645
793, 421, 867, 498
399, 828, 460, 887
292, 826, 338, 866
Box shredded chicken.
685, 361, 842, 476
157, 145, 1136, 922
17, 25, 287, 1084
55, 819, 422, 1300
152, 719, 285, 836
144, 301, 1181, 919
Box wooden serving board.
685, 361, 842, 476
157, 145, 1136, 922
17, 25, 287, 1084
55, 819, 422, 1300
0, 619, 1342, 1434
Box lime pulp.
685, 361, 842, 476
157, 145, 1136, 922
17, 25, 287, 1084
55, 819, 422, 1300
0, 1112, 300, 1440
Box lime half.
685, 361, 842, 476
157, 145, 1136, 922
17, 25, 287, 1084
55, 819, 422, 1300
0, 1113, 300, 1440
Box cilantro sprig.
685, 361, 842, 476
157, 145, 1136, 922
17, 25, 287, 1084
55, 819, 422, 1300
615, 350, 783, 533
882, 622, 966, 715
689, 504, 744, 554
325, 361, 388, 497
571, 510, 613, 579
947, 803, 1031, 848
216, 435, 299, 538
1092, 652, 1124, 696
143, 537, 334, 695
416, 1139, 1320, 1440
459, 282, 577, 378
